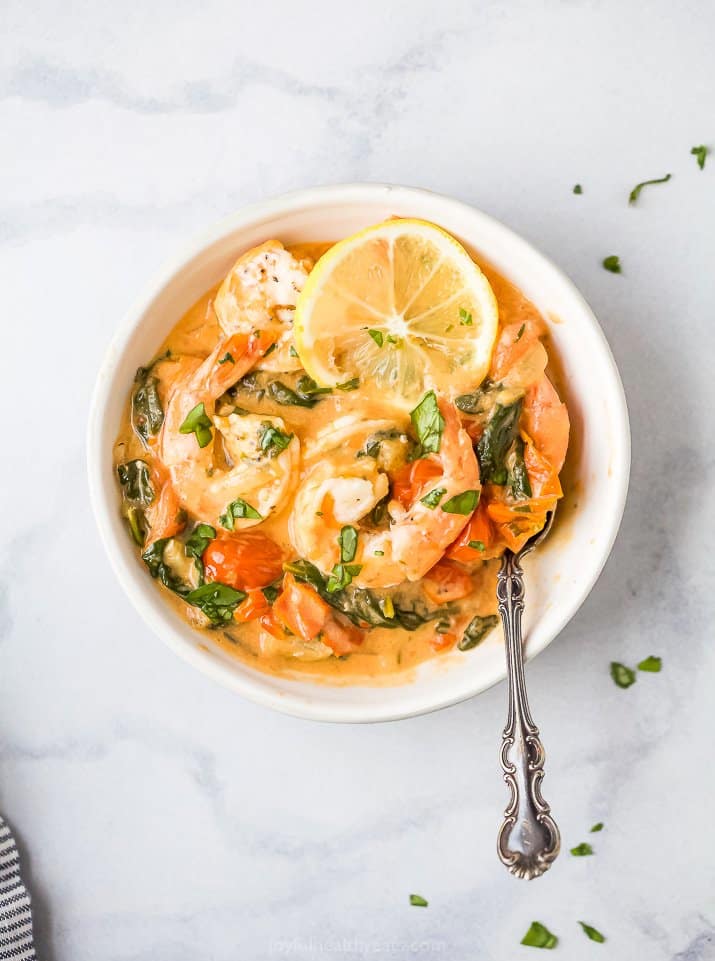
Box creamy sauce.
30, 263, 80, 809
113, 241, 570, 685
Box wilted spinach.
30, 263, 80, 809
132, 363, 165, 444
117, 460, 155, 506
458, 614, 498, 651
476, 401, 523, 485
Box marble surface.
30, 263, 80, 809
2, 1, 714, 958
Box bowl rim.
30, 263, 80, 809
87, 182, 631, 722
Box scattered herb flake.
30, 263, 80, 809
338, 526, 358, 563
521, 922, 558, 949
573, 183, 583, 194
590, 822, 604, 833
602, 255, 622, 274
185, 523, 217, 582
368, 329, 384, 348
420, 487, 447, 509
691, 144, 708, 170
441, 489, 480, 515
289, 345, 299, 358
219, 498, 262, 529
579, 922, 606, 943
337, 377, 360, 391
637, 655, 662, 672
218, 352, 235, 365
570, 842, 593, 857
610, 661, 636, 688
326, 563, 362, 593
409, 894, 428, 907
459, 308, 473, 326
184, 581, 246, 626
410, 391, 445, 457
629, 173, 671, 205
374, 550, 384, 556
468, 539, 485, 552
515, 323, 526, 341
258, 422, 293, 456
179, 402, 213, 448
459, 614, 498, 651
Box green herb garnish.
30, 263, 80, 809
610, 661, 636, 688
219, 498, 262, 529
410, 390, 444, 457
258, 422, 293, 456
368, 329, 384, 347
441, 489, 480, 515
289, 345, 299, 358
338, 525, 358, 563
459, 308, 473, 326
326, 563, 362, 593
458, 614, 498, 651
573, 183, 583, 194
409, 894, 428, 907
218, 352, 235, 365
578, 922, 605, 943
570, 842, 593, 856
691, 144, 708, 170
602, 255, 621, 274
515, 323, 526, 340
521, 922, 558, 949
508, 436, 532, 500
629, 173, 671, 205
420, 487, 446, 509
637, 655, 661, 672
184, 582, 246, 626
185, 523, 216, 582
590, 822, 604, 832
142, 538, 187, 594
468, 540, 485, 551
179, 402, 213, 448
337, 377, 360, 391
131, 368, 164, 444
476, 401, 522, 484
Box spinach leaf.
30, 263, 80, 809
508, 436, 532, 500
184, 582, 246, 626
117, 459, 155, 506
455, 389, 487, 415
458, 614, 498, 651
142, 539, 188, 594
220, 498, 262, 529
476, 401, 522, 485
131, 369, 164, 444
126, 506, 146, 546
410, 390, 444, 456
185, 523, 216, 582
179, 402, 213, 448
261, 580, 283, 605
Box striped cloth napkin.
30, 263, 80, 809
0, 816, 36, 959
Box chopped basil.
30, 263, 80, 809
185, 523, 216, 582
263, 342, 277, 357
521, 922, 558, 949
590, 822, 604, 832
441, 489, 480, 515
117, 460, 155, 507
578, 922, 605, 943
219, 498, 262, 529
515, 323, 526, 341
131, 368, 164, 444
409, 894, 428, 907
326, 563, 362, 593
458, 614, 498, 651
218, 352, 235, 365
184, 582, 246, 626
260, 374, 331, 409
628, 173, 671, 205
258, 422, 294, 456
476, 401, 522, 484
368, 329, 384, 347
570, 842, 593, 856
610, 661, 636, 688
420, 487, 447, 509
261, 581, 282, 604
179, 402, 213, 448
337, 377, 360, 391
602, 255, 621, 274
637, 655, 661, 672
232, 405, 250, 416
386, 334, 399, 345
691, 144, 708, 170
459, 308, 473, 326
374, 550, 384, 556
289, 345, 299, 358
410, 390, 444, 456
338, 525, 358, 563
508, 436, 532, 500
573, 183, 583, 194
468, 539, 485, 552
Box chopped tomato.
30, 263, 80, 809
234, 589, 271, 623
422, 560, 474, 604
447, 498, 496, 562
430, 631, 458, 652
391, 457, 443, 508
203, 531, 283, 590
272, 573, 331, 641
321, 617, 364, 656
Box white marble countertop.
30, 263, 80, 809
2, 1, 714, 958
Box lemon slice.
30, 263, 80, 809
293, 218, 498, 404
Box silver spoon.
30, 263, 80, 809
496, 509, 560, 879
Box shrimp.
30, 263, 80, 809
288, 401, 480, 588
213, 240, 312, 373
157, 331, 300, 529
522, 374, 569, 473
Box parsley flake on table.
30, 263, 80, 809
602, 255, 622, 274
573, 183, 583, 194
521, 922, 558, 949
637, 655, 662, 672
691, 144, 709, 169
409, 894, 428, 907
610, 661, 636, 688
579, 921, 606, 943
570, 842, 593, 856
628, 173, 671, 204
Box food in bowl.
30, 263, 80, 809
113, 219, 570, 682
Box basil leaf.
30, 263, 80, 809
602, 255, 621, 274
142, 539, 188, 595
131, 371, 164, 444
441, 489, 480, 515
326, 563, 362, 593
691, 144, 708, 170
368, 329, 384, 347
610, 661, 636, 688
185, 523, 216, 582
219, 498, 262, 529
337, 377, 360, 391
573, 183, 583, 194
409, 894, 428, 907
338, 526, 358, 563
590, 822, 604, 832
179, 402, 213, 448
218, 352, 235, 365
578, 922, 605, 944
458, 614, 498, 651
570, 842, 593, 856
295, 374, 332, 397
184, 582, 246, 626
410, 390, 444, 456
420, 487, 446, 509
258, 422, 293, 456
521, 922, 558, 949
468, 539, 485, 552
628, 173, 671, 205
267, 380, 316, 408
508, 437, 532, 500
117, 460, 155, 507
637, 655, 661, 672
476, 401, 522, 484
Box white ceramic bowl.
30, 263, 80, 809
88, 184, 629, 723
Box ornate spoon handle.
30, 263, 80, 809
496, 549, 560, 879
